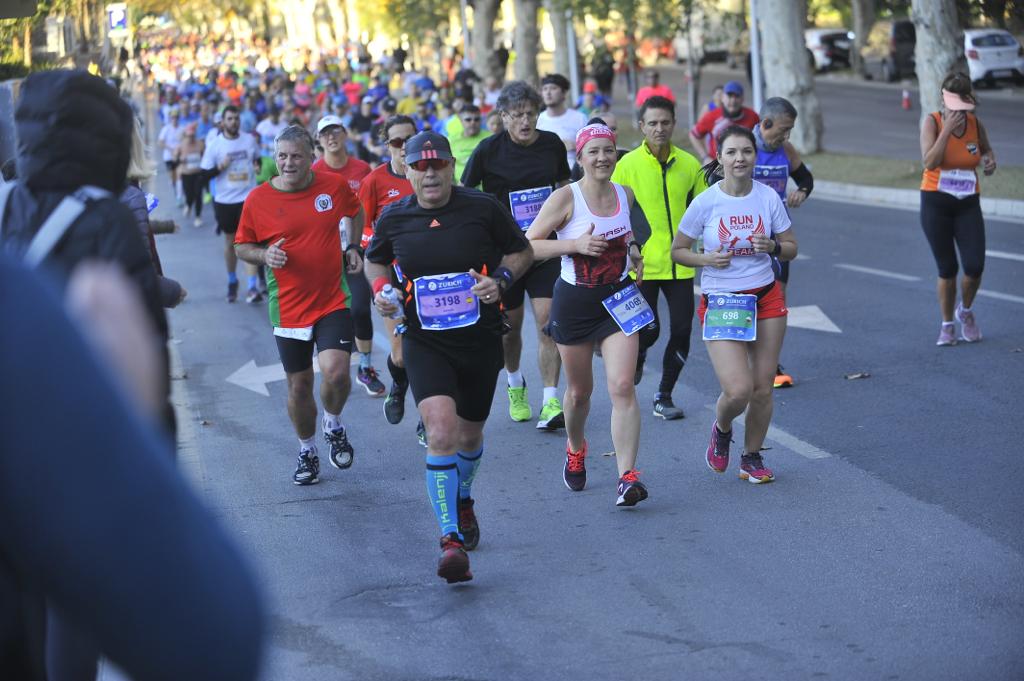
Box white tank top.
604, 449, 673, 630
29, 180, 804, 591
558, 181, 632, 287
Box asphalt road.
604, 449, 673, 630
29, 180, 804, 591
145, 166, 1024, 680
633, 63, 1023, 167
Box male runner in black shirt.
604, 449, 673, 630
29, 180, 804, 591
461, 81, 570, 431
366, 132, 533, 583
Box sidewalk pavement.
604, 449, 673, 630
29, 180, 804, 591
814, 180, 1024, 223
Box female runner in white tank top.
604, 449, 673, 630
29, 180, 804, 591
526, 123, 649, 507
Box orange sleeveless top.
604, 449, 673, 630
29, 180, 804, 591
921, 112, 981, 194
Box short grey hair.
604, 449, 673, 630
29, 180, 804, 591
496, 81, 542, 113
760, 97, 798, 122
274, 125, 315, 154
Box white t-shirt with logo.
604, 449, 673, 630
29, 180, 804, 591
200, 133, 260, 205
537, 107, 589, 168
157, 122, 183, 162
255, 118, 288, 157
677, 181, 791, 294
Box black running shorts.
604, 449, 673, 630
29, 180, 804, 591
546, 277, 631, 345
275, 309, 354, 374
213, 201, 245, 235
402, 332, 504, 422
500, 257, 559, 310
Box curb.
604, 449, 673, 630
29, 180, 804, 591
814, 180, 1024, 223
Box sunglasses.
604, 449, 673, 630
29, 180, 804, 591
408, 158, 452, 172
461, 116, 481, 122
388, 136, 412, 148
502, 110, 536, 121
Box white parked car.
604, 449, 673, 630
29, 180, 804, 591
805, 28, 854, 71
964, 29, 1024, 86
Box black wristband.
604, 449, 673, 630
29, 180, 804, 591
494, 266, 514, 290
627, 241, 640, 252
772, 239, 783, 257
345, 244, 363, 255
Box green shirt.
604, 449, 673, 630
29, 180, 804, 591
451, 130, 492, 183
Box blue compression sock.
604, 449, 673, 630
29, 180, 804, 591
227, 272, 238, 285
456, 446, 483, 500
247, 275, 258, 290
425, 454, 460, 537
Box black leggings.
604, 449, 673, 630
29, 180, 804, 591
180, 173, 203, 218
638, 278, 695, 396
920, 191, 985, 279
348, 267, 373, 343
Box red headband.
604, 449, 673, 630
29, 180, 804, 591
575, 124, 616, 157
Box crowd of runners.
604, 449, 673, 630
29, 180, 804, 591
139, 35, 998, 585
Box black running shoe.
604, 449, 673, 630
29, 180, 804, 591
416, 419, 427, 448
293, 451, 320, 485
563, 440, 587, 492
458, 497, 479, 551
226, 281, 239, 303
324, 427, 354, 469
653, 395, 685, 420
383, 382, 407, 425
437, 533, 473, 583
616, 469, 649, 507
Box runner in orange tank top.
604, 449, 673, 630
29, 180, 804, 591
919, 72, 997, 346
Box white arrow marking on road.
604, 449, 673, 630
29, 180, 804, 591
226, 360, 320, 396
787, 305, 842, 333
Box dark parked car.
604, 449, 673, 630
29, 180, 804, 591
861, 19, 916, 81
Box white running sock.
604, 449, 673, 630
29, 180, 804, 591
543, 386, 557, 403
299, 436, 316, 453
507, 370, 525, 388
323, 410, 343, 432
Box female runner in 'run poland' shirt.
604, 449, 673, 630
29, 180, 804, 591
671, 125, 797, 485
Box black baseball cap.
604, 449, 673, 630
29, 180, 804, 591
404, 132, 453, 164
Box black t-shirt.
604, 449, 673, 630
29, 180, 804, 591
460, 130, 571, 212
366, 186, 530, 345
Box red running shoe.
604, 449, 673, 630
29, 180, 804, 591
458, 498, 479, 551
739, 452, 775, 484
563, 440, 587, 491
437, 533, 473, 583
706, 420, 732, 473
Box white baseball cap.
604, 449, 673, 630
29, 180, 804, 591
317, 115, 345, 135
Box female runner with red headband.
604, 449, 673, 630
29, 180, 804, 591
526, 122, 650, 507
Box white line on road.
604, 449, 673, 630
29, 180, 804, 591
835, 263, 921, 282
986, 249, 1024, 263
704, 405, 833, 459
977, 289, 1024, 304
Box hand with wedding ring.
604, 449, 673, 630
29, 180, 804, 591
469, 268, 501, 305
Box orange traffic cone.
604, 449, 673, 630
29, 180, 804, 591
901, 89, 911, 111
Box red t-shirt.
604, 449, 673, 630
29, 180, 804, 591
311, 156, 372, 195
634, 84, 676, 108
357, 163, 413, 249
690, 107, 760, 157
342, 81, 363, 106
235, 172, 361, 328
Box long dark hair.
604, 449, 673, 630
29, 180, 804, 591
702, 125, 757, 186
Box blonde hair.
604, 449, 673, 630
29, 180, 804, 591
126, 116, 157, 182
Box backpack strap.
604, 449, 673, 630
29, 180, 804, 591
23, 194, 87, 268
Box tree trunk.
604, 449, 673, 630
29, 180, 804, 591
23, 22, 31, 68
470, 0, 499, 78
758, 0, 823, 153
850, 0, 874, 75
513, 0, 540, 86
545, 0, 570, 76
911, 0, 963, 117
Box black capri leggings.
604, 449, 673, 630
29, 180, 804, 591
920, 190, 986, 279
180, 172, 203, 218
637, 278, 695, 396
348, 267, 373, 343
